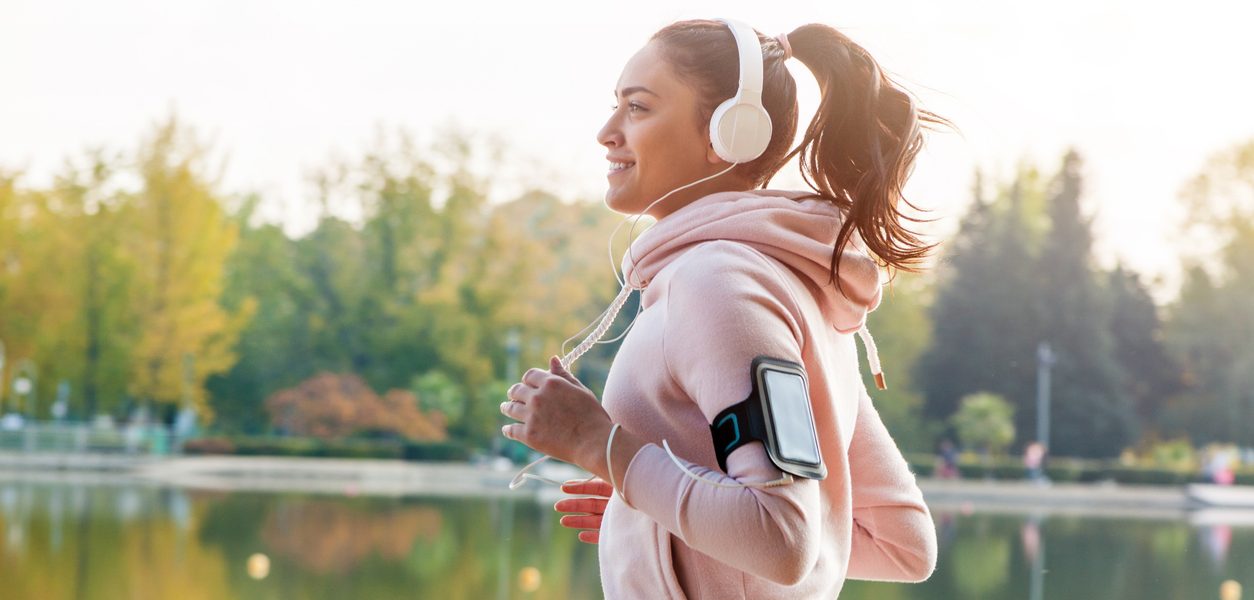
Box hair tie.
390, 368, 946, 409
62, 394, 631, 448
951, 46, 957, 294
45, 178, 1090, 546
775, 32, 793, 60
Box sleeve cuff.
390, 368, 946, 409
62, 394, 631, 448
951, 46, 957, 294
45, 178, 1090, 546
619, 441, 657, 511
620, 442, 704, 535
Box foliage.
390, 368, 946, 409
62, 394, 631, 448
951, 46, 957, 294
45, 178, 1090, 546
862, 270, 939, 452
949, 392, 1016, 456
919, 150, 1149, 457
1161, 138, 1254, 445
411, 370, 466, 428
916, 166, 1050, 441
124, 116, 255, 418
7, 116, 1254, 459
264, 372, 447, 442
0, 116, 250, 422
1146, 437, 1198, 471
182, 435, 470, 461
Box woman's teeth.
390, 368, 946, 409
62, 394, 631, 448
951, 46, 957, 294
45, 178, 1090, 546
609, 162, 635, 172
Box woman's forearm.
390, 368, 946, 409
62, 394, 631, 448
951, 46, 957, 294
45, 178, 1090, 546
579, 421, 649, 493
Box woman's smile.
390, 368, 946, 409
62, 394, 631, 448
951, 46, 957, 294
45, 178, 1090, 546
608, 161, 636, 177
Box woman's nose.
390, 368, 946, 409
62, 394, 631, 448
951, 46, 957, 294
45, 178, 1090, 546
597, 118, 621, 148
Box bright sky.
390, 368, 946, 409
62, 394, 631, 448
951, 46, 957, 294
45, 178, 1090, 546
3, 0, 1252, 303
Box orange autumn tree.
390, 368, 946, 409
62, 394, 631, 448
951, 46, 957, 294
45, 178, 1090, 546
264, 372, 447, 441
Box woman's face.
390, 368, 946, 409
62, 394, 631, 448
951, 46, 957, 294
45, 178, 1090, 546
597, 41, 747, 220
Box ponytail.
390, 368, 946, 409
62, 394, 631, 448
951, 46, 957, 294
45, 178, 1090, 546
651, 20, 957, 289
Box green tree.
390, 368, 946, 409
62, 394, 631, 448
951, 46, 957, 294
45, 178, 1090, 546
1107, 263, 1183, 431
1034, 149, 1136, 457
205, 199, 312, 433
51, 151, 139, 418
950, 391, 1016, 457
917, 166, 1047, 442
1162, 138, 1254, 444
861, 270, 938, 452
0, 159, 136, 419
412, 369, 466, 430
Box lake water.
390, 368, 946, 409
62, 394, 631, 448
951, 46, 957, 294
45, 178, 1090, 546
0, 479, 1250, 599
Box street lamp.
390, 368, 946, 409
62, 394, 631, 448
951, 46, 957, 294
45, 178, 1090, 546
1036, 342, 1056, 451
13, 358, 36, 420
0, 338, 6, 412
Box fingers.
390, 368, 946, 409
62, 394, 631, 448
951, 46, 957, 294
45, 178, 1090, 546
578, 530, 599, 545
499, 399, 525, 420
559, 513, 603, 531
560, 479, 614, 497
505, 383, 531, 404
521, 367, 548, 388
554, 497, 608, 515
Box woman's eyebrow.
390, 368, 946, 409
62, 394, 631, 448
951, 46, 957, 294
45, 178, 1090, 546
613, 86, 660, 99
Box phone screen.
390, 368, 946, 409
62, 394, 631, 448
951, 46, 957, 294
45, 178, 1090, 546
762, 369, 820, 466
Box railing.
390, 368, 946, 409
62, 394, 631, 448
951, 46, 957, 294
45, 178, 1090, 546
0, 421, 184, 455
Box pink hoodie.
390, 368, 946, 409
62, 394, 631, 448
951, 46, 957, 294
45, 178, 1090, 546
595, 189, 937, 599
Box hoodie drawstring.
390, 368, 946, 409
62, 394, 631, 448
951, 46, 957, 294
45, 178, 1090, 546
856, 322, 887, 390
509, 277, 645, 491
557, 277, 644, 372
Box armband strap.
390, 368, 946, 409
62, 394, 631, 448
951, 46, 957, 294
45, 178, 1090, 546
709, 393, 768, 473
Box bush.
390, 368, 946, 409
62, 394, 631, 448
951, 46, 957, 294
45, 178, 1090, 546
180, 435, 469, 461
402, 441, 471, 462
904, 450, 1231, 486
1105, 465, 1201, 486
182, 437, 236, 455
230, 437, 401, 459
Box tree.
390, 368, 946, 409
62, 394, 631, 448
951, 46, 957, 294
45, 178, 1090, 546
1163, 138, 1254, 444
124, 115, 254, 420
0, 157, 137, 419
52, 152, 138, 418
205, 203, 312, 433
1033, 149, 1136, 457
950, 392, 1016, 457
411, 369, 466, 431
1107, 264, 1183, 430
917, 166, 1048, 441
861, 270, 938, 452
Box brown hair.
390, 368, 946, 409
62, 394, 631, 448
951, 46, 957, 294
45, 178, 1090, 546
649, 20, 957, 287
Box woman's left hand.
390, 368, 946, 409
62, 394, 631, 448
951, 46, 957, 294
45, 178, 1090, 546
500, 355, 612, 469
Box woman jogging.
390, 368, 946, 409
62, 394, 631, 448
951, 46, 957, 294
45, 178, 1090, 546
500, 18, 949, 598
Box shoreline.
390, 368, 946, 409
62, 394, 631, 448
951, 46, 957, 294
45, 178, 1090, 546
2, 452, 1251, 522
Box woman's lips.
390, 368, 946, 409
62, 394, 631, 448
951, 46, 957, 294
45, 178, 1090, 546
608, 164, 635, 179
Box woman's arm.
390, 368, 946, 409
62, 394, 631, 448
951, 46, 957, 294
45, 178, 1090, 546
844, 385, 938, 582
592, 242, 823, 586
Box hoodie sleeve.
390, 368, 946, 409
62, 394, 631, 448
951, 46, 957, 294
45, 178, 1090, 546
618, 241, 823, 586
845, 385, 938, 582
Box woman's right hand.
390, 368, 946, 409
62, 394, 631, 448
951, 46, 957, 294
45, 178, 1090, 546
555, 478, 614, 544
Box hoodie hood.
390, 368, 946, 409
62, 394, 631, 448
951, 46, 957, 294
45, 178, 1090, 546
556, 188, 888, 392
620, 188, 883, 335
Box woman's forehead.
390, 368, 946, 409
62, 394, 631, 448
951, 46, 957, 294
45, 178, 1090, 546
615, 43, 679, 99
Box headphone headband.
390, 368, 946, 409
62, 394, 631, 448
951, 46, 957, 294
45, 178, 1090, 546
715, 18, 764, 106
709, 18, 773, 165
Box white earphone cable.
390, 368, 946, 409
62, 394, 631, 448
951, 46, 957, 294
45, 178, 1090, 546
509, 161, 798, 492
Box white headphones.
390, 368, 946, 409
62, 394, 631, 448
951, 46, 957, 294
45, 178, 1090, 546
709, 18, 773, 164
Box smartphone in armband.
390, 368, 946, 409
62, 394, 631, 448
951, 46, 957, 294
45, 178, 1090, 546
708, 355, 827, 480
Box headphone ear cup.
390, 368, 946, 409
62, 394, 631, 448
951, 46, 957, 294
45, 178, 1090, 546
709, 99, 773, 164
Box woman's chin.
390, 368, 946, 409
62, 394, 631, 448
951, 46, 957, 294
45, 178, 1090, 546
604, 187, 638, 215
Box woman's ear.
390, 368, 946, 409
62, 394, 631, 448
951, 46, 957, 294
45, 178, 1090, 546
706, 140, 726, 166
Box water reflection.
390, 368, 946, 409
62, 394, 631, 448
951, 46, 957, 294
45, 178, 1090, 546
1, 477, 1252, 599
258, 500, 442, 574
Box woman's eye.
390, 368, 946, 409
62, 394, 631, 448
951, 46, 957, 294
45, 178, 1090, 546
609, 102, 646, 113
